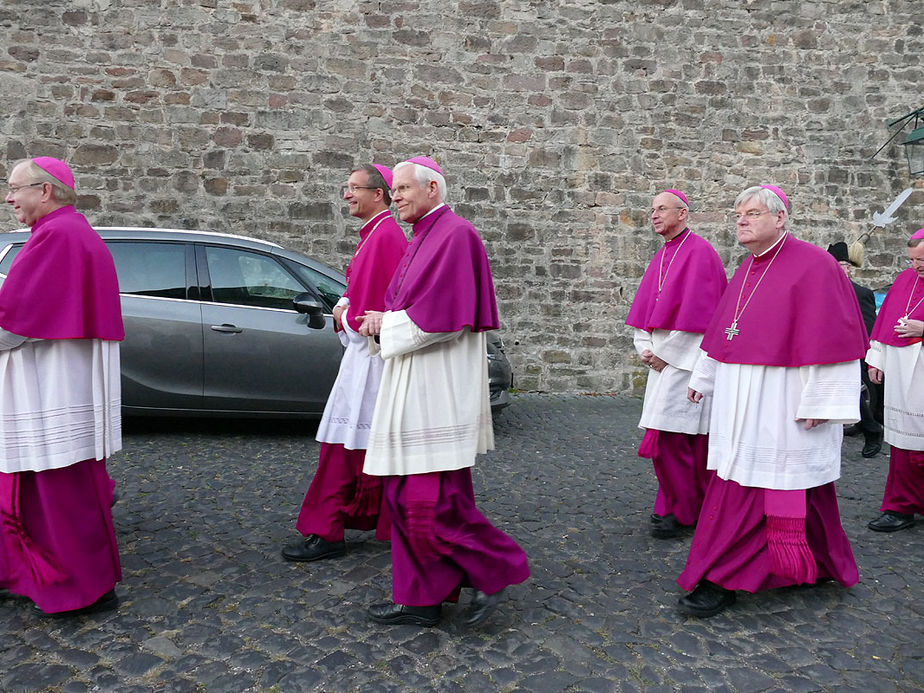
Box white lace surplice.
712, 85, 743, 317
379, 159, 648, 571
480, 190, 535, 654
315, 300, 386, 450
0, 337, 122, 473
634, 328, 710, 434
363, 310, 493, 477
689, 352, 859, 491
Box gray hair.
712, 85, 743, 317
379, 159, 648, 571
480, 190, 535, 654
394, 160, 446, 203
14, 158, 77, 206
734, 185, 789, 231
909, 237, 924, 248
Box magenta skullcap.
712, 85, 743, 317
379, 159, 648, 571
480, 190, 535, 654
32, 156, 75, 189
911, 227, 924, 240
371, 164, 393, 190
406, 156, 443, 176
663, 189, 689, 207
761, 184, 789, 211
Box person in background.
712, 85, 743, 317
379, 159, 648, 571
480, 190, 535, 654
626, 190, 727, 538
827, 241, 883, 458
865, 228, 924, 532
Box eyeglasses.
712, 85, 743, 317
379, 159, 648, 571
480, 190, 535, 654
7, 181, 45, 195
908, 257, 924, 266
340, 185, 378, 196
391, 184, 418, 196
650, 206, 684, 214
733, 210, 774, 222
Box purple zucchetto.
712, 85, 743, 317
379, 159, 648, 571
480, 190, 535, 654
911, 227, 924, 241
761, 184, 789, 211
663, 189, 689, 207
405, 156, 443, 176
32, 157, 75, 189
371, 164, 393, 190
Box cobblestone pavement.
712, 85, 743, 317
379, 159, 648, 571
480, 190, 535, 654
2, 394, 923, 692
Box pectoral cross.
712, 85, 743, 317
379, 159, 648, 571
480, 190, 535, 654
724, 321, 740, 341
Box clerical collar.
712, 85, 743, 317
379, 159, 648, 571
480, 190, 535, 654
754, 232, 787, 257
360, 209, 391, 234
417, 203, 446, 221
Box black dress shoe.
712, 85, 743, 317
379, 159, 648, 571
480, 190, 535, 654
36, 589, 119, 617
367, 602, 440, 626
867, 511, 915, 533
467, 589, 504, 626
678, 581, 736, 618
861, 435, 883, 458
843, 424, 862, 437
281, 535, 346, 562
651, 513, 685, 539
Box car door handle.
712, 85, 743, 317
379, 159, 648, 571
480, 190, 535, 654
210, 324, 243, 333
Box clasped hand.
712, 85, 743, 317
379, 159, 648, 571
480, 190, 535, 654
640, 349, 667, 373
895, 317, 924, 339
358, 310, 384, 337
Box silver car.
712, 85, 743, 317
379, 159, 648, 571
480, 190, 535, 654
0, 227, 513, 417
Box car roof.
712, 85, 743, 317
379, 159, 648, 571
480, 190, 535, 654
94, 227, 286, 249
0, 226, 345, 282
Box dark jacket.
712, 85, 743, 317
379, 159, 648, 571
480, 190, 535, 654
852, 281, 877, 336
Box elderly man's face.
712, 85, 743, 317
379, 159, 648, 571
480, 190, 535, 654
734, 197, 785, 254
909, 242, 924, 278
650, 192, 688, 240
6, 162, 47, 227
391, 166, 437, 224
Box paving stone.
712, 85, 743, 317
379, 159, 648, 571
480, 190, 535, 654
2, 663, 72, 692
778, 674, 827, 692
577, 677, 620, 693
61, 682, 88, 693
519, 668, 579, 692
116, 651, 164, 677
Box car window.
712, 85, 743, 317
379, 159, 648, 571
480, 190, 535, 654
287, 262, 345, 311
0, 244, 23, 275
106, 241, 188, 299
206, 246, 307, 310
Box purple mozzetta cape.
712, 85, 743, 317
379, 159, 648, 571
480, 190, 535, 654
870, 268, 924, 348
625, 229, 728, 333
0, 206, 124, 340
385, 206, 499, 333
700, 235, 868, 366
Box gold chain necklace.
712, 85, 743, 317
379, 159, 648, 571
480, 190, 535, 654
725, 235, 787, 341
657, 229, 690, 297
903, 275, 924, 320
345, 211, 391, 286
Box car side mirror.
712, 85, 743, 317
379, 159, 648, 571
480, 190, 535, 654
293, 293, 327, 330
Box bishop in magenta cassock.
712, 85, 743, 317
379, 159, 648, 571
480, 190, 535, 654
679, 185, 868, 617
282, 164, 408, 562
865, 228, 924, 533
358, 157, 529, 628
0, 157, 123, 615
626, 189, 727, 539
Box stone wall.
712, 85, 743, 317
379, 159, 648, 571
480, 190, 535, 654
2, 0, 922, 393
